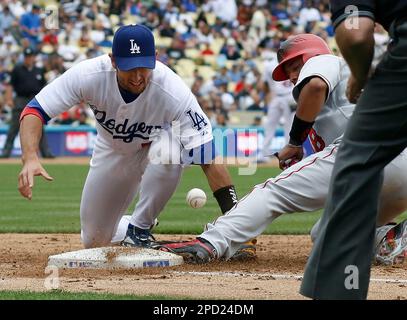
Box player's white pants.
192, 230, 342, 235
201, 144, 407, 259
130, 164, 183, 229
263, 96, 294, 155
109, 164, 184, 244
80, 135, 183, 248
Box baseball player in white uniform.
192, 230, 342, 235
17, 25, 249, 254
262, 53, 295, 157
159, 34, 407, 266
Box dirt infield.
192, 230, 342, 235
0, 234, 406, 300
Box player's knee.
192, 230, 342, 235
81, 230, 111, 249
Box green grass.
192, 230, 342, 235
0, 290, 180, 300
0, 164, 406, 234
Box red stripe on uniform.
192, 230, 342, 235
212, 147, 337, 224
20, 107, 45, 124
261, 146, 338, 188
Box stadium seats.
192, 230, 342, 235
197, 65, 216, 81
184, 48, 200, 59
228, 111, 264, 127
110, 14, 120, 26
155, 37, 172, 48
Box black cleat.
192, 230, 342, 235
158, 238, 217, 264
121, 224, 157, 248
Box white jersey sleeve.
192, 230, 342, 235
35, 61, 84, 118
147, 61, 213, 150
291, 54, 355, 150
174, 91, 213, 150
292, 55, 341, 102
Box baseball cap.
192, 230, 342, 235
23, 47, 35, 56
112, 24, 156, 71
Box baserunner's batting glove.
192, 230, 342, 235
274, 152, 300, 170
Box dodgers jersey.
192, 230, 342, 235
34, 55, 212, 153
292, 54, 354, 152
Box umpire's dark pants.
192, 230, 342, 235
2, 96, 51, 157
300, 19, 407, 299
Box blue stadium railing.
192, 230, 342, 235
0, 125, 312, 158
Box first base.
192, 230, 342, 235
48, 246, 184, 269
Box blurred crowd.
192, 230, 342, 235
0, 0, 389, 128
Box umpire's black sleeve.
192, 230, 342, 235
330, 0, 376, 29
10, 66, 18, 88
40, 68, 47, 87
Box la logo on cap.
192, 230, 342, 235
130, 39, 141, 54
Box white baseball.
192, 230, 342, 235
186, 188, 207, 208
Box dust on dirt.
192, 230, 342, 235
0, 234, 406, 299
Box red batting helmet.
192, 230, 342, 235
272, 34, 332, 81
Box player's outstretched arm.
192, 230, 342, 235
18, 115, 53, 200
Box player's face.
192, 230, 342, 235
116, 67, 153, 94
283, 57, 304, 85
